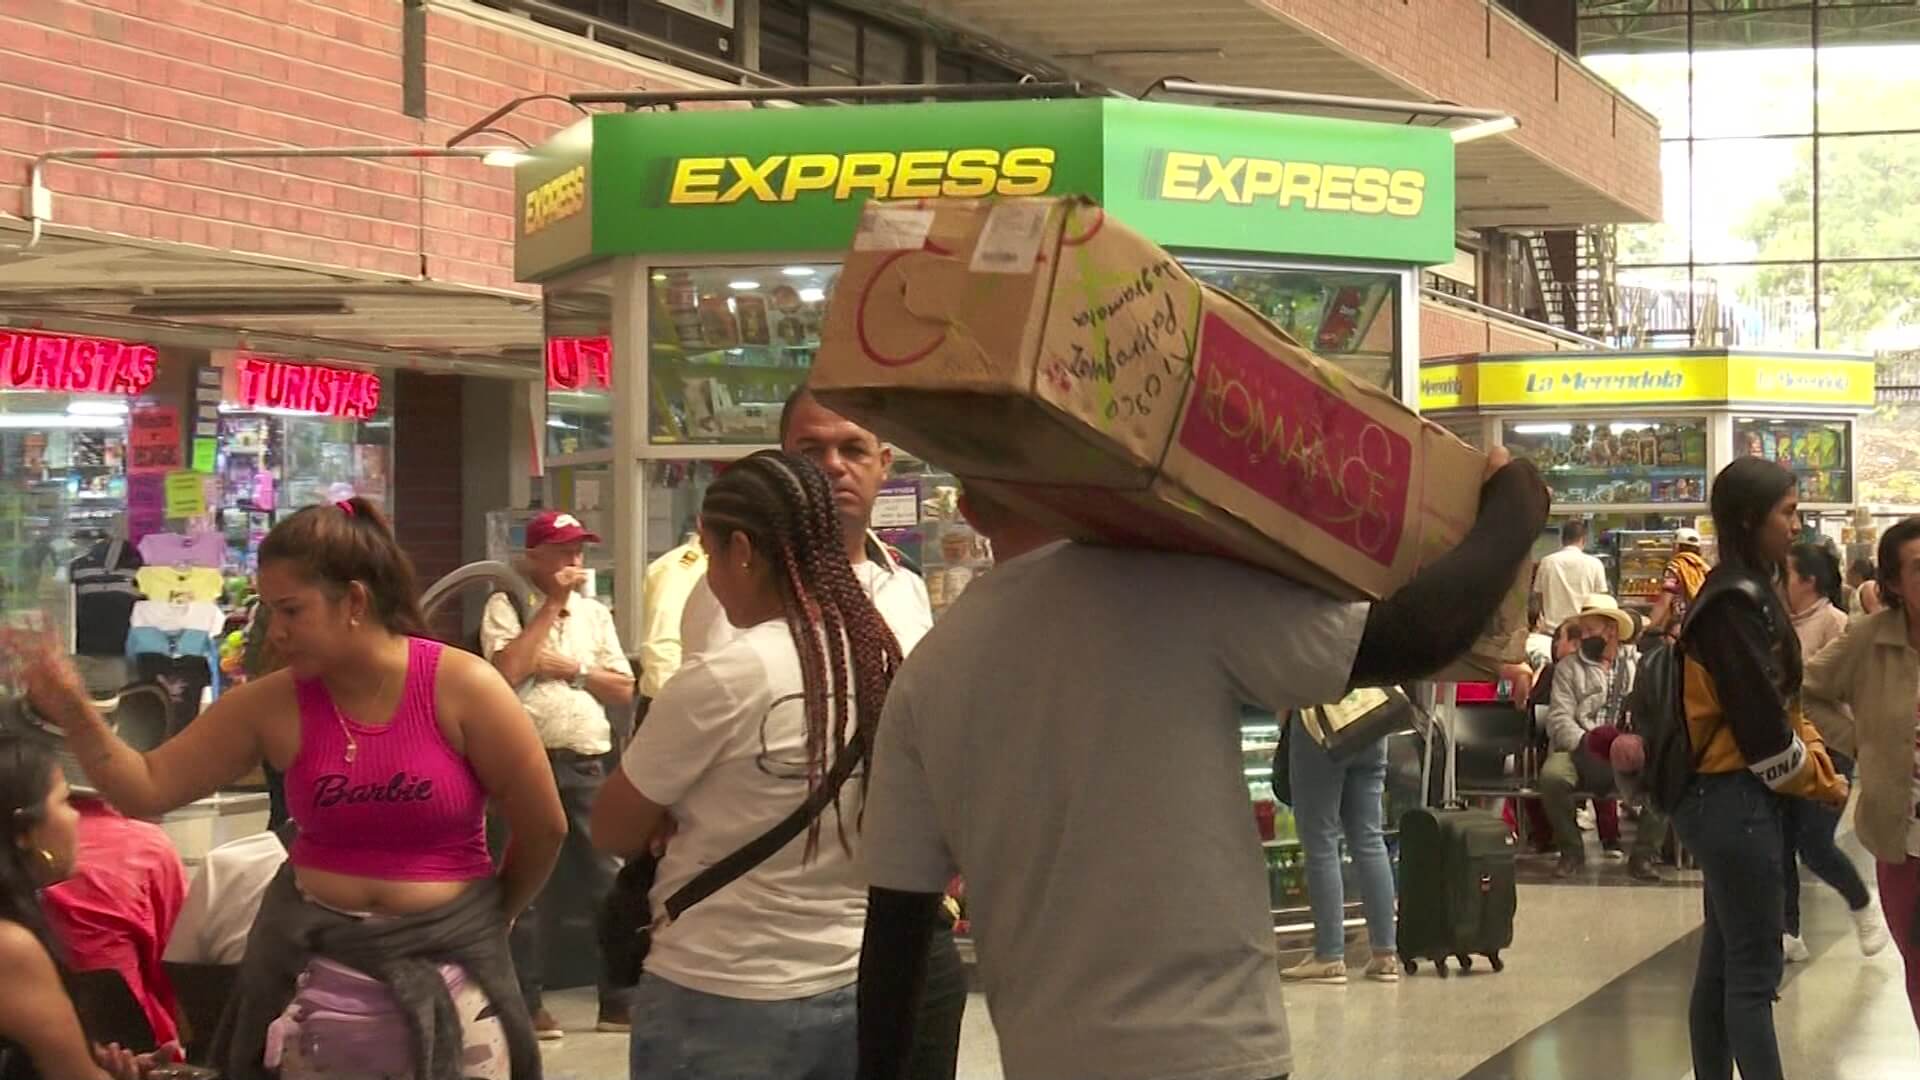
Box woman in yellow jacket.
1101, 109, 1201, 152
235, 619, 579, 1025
1676, 458, 1848, 1080
1802, 515, 1920, 1039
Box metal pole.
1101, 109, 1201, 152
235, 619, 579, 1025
1420, 286, 1613, 350
568, 80, 1085, 108
1147, 79, 1510, 122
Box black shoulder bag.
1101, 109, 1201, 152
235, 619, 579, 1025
599, 734, 868, 988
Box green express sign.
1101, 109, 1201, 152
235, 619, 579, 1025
515, 98, 1456, 280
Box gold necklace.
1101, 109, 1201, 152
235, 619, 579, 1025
333, 649, 396, 764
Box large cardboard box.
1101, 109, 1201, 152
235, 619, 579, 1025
814, 197, 1525, 672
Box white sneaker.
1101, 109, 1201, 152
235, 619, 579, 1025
1281, 956, 1348, 985
1365, 954, 1403, 982
1783, 934, 1811, 963
1851, 901, 1892, 957
1576, 806, 1596, 832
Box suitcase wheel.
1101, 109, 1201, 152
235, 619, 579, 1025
1456, 953, 1473, 971
1435, 956, 1450, 979
1489, 952, 1506, 973
1404, 957, 1418, 975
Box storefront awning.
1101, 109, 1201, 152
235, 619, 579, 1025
1419, 348, 1877, 414
0, 223, 544, 380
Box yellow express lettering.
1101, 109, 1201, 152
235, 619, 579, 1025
997, 147, 1055, 196
523, 165, 586, 234
891, 150, 948, 198
719, 154, 786, 203
781, 154, 840, 200
1387, 171, 1426, 216
1152, 151, 1429, 219
663, 149, 1058, 205
667, 157, 725, 205
942, 149, 1000, 198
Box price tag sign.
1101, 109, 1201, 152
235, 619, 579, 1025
164, 470, 208, 519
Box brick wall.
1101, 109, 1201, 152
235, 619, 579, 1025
1421, 299, 1572, 359
0, 0, 712, 292
1258, 0, 1662, 221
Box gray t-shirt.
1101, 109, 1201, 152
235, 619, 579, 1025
862, 542, 1367, 1080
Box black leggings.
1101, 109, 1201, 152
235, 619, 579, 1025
907, 929, 967, 1080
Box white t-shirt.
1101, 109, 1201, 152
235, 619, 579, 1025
164, 831, 287, 965
861, 542, 1368, 1080
1534, 545, 1610, 629
479, 591, 633, 756
622, 620, 866, 1000
679, 544, 932, 664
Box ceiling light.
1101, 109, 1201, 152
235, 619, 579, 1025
728, 280, 761, 291
798, 287, 826, 303
482, 149, 532, 168
131, 297, 350, 317
782, 266, 815, 277
1450, 116, 1519, 144
67, 400, 130, 416
651, 273, 668, 282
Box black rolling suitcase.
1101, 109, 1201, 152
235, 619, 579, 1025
1396, 688, 1516, 977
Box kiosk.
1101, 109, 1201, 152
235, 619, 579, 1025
1420, 347, 1875, 604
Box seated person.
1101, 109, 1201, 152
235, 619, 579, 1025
41, 796, 188, 1046
1540, 596, 1662, 881
0, 732, 179, 1080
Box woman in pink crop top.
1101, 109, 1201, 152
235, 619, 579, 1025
10, 498, 565, 1080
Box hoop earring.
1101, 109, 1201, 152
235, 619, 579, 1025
35, 849, 55, 872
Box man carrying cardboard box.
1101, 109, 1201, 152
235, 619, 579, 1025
856, 450, 1549, 1080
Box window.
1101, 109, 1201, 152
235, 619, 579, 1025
1580, 2, 1920, 352
476, 0, 737, 66
761, 1, 924, 87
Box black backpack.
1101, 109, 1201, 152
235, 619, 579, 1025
1629, 575, 1775, 814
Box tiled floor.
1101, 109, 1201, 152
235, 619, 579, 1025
539, 837, 1918, 1079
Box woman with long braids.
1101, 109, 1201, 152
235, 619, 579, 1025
6, 498, 566, 1080
592, 450, 902, 1080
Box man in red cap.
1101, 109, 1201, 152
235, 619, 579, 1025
481, 509, 636, 1038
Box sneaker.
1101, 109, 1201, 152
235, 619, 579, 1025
1601, 841, 1627, 861
1783, 934, 1811, 964
1627, 855, 1661, 883
1280, 956, 1348, 985
1365, 954, 1403, 982
1553, 852, 1585, 879
596, 1005, 632, 1034
1851, 901, 1892, 958
531, 1008, 564, 1041
1576, 806, 1596, 832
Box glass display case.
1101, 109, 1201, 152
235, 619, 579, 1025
1613, 529, 1679, 609
545, 268, 617, 460
1187, 264, 1401, 392
876, 458, 991, 618
649, 265, 834, 445
1504, 418, 1711, 507
1733, 416, 1851, 504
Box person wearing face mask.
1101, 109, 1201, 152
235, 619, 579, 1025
1539, 595, 1657, 878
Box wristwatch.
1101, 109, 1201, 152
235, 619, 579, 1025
571, 662, 590, 691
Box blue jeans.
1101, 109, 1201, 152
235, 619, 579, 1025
1782, 750, 1869, 936
628, 973, 855, 1080
1671, 772, 1786, 1080
1289, 714, 1397, 961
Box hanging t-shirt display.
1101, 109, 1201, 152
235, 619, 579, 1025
135, 566, 225, 605
127, 599, 224, 732
70, 539, 144, 656
138, 529, 224, 569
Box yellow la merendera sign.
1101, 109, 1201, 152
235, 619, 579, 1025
1420, 353, 1875, 411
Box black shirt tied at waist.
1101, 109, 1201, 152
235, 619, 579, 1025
211, 866, 539, 1080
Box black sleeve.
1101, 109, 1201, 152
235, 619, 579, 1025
1687, 596, 1803, 787
857, 887, 942, 1080
1349, 461, 1550, 687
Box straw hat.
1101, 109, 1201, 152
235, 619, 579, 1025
1566, 594, 1636, 641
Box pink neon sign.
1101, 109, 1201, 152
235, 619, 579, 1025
232, 352, 382, 419
546, 336, 612, 391
0, 329, 158, 395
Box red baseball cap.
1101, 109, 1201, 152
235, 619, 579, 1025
526, 510, 601, 549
